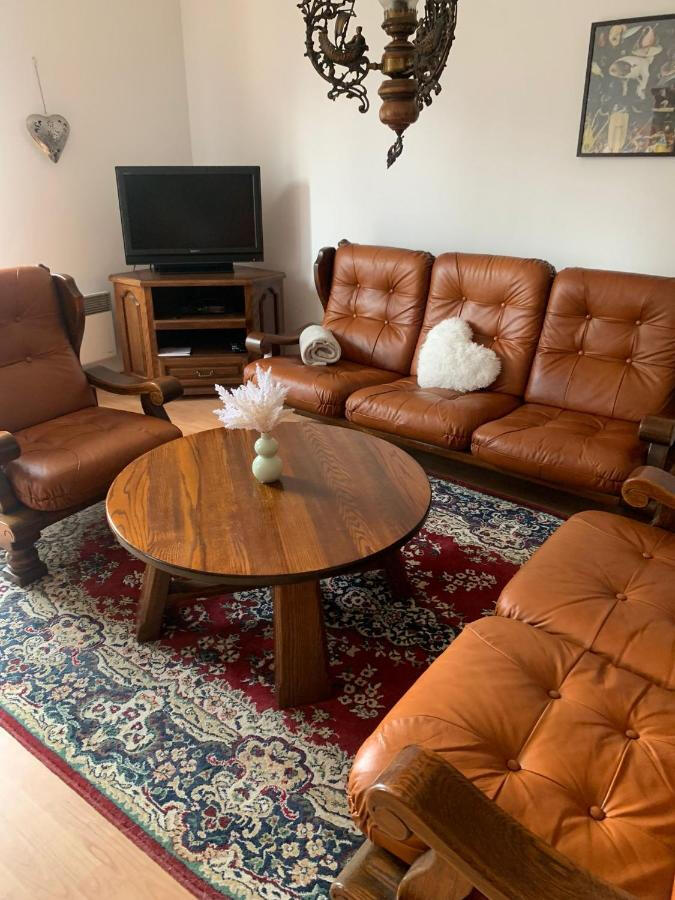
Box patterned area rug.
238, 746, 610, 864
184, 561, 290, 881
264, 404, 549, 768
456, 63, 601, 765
0, 478, 561, 899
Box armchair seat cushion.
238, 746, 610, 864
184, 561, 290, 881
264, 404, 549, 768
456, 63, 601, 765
243, 357, 399, 418
471, 403, 646, 494
348, 614, 675, 898
6, 406, 181, 512
346, 376, 519, 450
497, 510, 675, 689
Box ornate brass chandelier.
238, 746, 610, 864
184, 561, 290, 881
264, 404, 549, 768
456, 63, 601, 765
298, 0, 459, 167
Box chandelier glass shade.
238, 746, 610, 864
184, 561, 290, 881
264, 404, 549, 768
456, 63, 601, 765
298, 0, 459, 166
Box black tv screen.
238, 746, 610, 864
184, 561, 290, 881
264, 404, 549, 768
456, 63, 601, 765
115, 166, 263, 270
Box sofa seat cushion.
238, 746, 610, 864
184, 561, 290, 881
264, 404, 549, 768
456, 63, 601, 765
6, 407, 181, 512
243, 357, 399, 418
471, 403, 646, 494
498, 510, 675, 689
345, 376, 519, 450
349, 615, 675, 898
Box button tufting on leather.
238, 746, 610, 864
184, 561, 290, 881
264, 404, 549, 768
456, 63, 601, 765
578, 350, 584, 356
635, 320, 641, 326
25, 356, 32, 362
548, 689, 561, 700
643, 552, 653, 559
384, 320, 389, 325
625, 729, 639, 740
589, 806, 606, 821
506, 759, 521, 772
616, 592, 627, 601
585, 314, 591, 320
626, 359, 632, 364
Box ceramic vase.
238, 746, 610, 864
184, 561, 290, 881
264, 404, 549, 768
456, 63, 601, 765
252, 432, 283, 483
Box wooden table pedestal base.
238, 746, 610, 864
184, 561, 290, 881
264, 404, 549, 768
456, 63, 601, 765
136, 564, 333, 709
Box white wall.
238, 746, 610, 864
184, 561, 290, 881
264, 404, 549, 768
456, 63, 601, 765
0, 0, 192, 363
181, 0, 675, 329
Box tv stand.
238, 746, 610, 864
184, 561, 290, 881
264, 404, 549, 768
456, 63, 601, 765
152, 262, 235, 275
109, 267, 285, 396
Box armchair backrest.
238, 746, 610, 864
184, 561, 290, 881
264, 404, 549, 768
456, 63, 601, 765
0, 266, 95, 433
322, 243, 434, 374
525, 268, 675, 422
411, 253, 555, 396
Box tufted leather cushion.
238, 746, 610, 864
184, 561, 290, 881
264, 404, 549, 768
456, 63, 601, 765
345, 376, 519, 450
6, 407, 181, 511
471, 403, 646, 494
243, 357, 399, 418
321, 243, 434, 375
349, 616, 675, 898
411, 253, 555, 395
0, 266, 95, 433
498, 511, 675, 688
525, 267, 675, 421
349, 512, 675, 897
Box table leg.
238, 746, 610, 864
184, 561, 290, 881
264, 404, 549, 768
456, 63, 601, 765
136, 564, 171, 642
273, 580, 333, 708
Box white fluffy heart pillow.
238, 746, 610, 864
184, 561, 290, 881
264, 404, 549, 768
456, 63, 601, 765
417, 317, 501, 393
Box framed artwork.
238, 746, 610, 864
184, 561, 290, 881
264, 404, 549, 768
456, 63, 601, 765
578, 14, 675, 156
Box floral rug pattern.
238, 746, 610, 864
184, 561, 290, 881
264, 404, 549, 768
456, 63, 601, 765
0, 479, 561, 898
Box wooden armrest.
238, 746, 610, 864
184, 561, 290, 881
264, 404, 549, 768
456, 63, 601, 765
0, 432, 21, 514
85, 366, 183, 405
622, 465, 675, 512
246, 322, 316, 356
0, 431, 21, 467
639, 415, 675, 469
365, 746, 629, 900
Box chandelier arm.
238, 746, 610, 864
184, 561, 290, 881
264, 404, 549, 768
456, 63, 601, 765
298, 0, 374, 114
414, 0, 459, 110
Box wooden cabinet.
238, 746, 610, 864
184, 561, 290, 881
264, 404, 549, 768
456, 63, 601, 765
109, 268, 285, 396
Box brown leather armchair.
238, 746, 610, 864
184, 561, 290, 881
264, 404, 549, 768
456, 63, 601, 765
0, 265, 183, 586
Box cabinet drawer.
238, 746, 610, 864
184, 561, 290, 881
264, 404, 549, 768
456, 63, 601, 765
166, 363, 242, 381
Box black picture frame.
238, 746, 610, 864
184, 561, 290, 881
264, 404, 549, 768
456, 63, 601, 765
577, 13, 675, 157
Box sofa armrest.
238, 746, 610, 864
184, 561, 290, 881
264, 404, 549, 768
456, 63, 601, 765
639, 415, 675, 468
85, 366, 183, 421
0, 432, 21, 514
364, 746, 629, 900
623, 465, 675, 531
246, 322, 316, 357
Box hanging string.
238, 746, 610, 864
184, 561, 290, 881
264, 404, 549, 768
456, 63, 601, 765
32, 57, 48, 115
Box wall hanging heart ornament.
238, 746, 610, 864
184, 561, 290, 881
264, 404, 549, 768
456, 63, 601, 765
26, 113, 70, 163
26, 57, 69, 164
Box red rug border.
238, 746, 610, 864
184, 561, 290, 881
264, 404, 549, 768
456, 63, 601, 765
0, 707, 225, 900
0, 478, 563, 898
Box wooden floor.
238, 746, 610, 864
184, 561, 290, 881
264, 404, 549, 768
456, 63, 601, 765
0, 392, 216, 900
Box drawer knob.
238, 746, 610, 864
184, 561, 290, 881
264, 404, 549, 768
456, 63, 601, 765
193, 368, 215, 378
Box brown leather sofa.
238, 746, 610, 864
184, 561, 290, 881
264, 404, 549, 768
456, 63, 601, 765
246, 243, 675, 503
333, 466, 675, 900
0, 265, 182, 585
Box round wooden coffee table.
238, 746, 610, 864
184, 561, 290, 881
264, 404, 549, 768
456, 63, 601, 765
106, 419, 430, 708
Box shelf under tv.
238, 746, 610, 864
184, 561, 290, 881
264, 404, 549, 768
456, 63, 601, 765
109, 267, 285, 396
154, 315, 248, 330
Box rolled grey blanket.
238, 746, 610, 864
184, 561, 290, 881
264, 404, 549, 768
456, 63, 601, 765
299, 324, 342, 366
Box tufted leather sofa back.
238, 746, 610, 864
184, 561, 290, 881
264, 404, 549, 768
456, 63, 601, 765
0, 266, 95, 434
322, 243, 434, 375
526, 268, 675, 422
411, 253, 555, 396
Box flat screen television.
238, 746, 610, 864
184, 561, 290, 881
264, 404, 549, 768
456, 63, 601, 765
115, 166, 263, 272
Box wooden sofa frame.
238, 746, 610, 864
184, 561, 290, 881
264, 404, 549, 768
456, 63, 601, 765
0, 270, 183, 586
330, 465, 674, 900
247, 246, 675, 517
